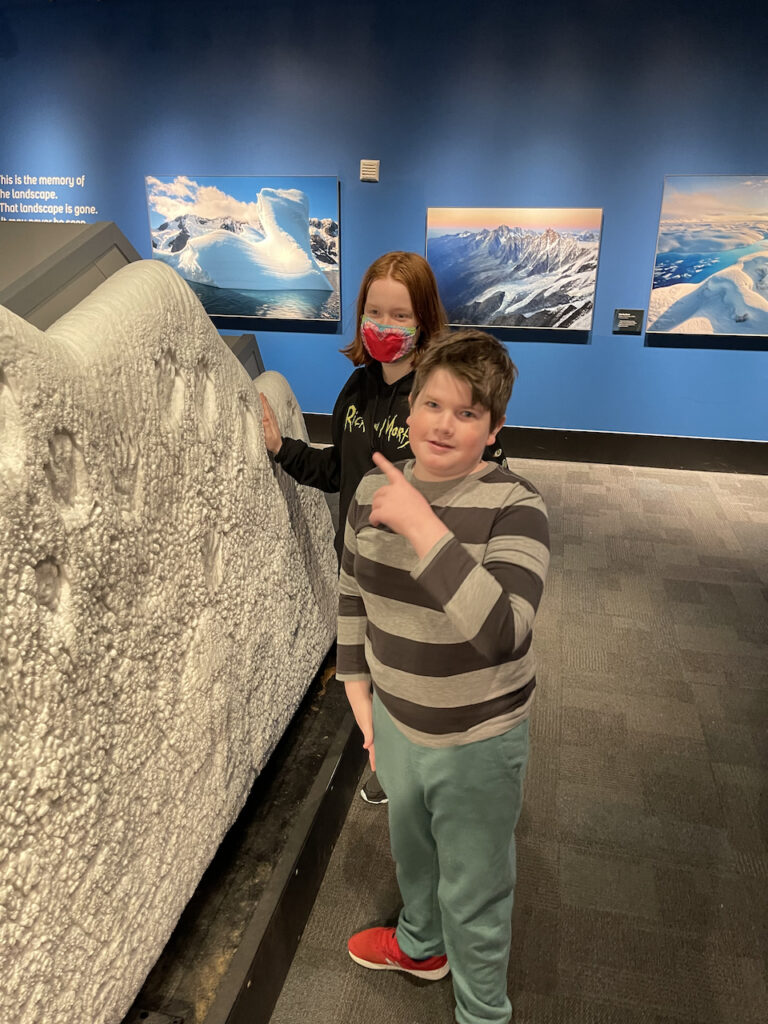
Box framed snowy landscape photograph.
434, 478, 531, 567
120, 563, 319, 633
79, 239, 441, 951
145, 175, 340, 322
647, 175, 768, 339
426, 207, 603, 332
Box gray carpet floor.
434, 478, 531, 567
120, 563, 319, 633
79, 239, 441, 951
271, 459, 768, 1024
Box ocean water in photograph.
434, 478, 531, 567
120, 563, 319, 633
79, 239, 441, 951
188, 276, 340, 320
652, 241, 767, 288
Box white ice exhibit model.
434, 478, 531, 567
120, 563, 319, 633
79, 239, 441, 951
0, 260, 337, 1024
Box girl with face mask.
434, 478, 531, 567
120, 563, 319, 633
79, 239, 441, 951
260, 252, 448, 563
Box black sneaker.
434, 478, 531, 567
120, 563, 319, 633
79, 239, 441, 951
360, 774, 388, 805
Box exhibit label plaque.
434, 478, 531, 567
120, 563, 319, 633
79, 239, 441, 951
612, 309, 644, 334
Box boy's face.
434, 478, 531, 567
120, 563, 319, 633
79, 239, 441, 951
407, 368, 503, 482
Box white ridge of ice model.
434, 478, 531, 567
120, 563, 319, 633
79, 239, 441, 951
161, 187, 333, 292
0, 259, 337, 1024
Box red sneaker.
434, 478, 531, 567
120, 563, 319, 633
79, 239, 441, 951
347, 926, 449, 980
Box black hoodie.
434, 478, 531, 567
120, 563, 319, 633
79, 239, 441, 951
275, 362, 413, 559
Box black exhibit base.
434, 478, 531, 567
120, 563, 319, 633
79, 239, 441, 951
303, 415, 767, 476
497, 426, 767, 475
122, 652, 366, 1024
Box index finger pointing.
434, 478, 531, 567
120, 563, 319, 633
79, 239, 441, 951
372, 451, 403, 481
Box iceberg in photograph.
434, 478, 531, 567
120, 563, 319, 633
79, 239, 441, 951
146, 175, 340, 321
426, 208, 602, 331
647, 176, 768, 335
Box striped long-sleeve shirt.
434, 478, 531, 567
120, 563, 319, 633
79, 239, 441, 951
337, 460, 550, 748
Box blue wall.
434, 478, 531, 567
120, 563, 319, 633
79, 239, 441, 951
1, 0, 767, 441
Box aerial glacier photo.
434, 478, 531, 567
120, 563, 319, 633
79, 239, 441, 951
426, 207, 603, 331
145, 175, 340, 321
647, 175, 768, 336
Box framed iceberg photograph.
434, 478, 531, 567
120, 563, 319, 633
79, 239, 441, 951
426, 207, 603, 333
145, 174, 340, 322
646, 175, 768, 344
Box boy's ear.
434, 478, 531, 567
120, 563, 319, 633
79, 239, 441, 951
487, 416, 505, 445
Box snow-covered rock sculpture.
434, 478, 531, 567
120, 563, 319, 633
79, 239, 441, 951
0, 259, 337, 1024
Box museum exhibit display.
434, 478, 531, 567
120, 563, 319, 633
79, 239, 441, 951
0, 259, 337, 1024
145, 175, 340, 322
426, 206, 603, 331
0, 221, 141, 330
647, 175, 768, 337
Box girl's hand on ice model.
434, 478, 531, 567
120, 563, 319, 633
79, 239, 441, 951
259, 393, 282, 455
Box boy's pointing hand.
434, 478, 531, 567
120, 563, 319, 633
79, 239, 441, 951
369, 453, 427, 532
370, 452, 449, 557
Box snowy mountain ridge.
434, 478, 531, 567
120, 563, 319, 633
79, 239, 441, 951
433, 225, 592, 276
428, 225, 600, 329
152, 211, 339, 267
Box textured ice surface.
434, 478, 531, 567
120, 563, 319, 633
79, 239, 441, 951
648, 250, 768, 333
0, 260, 336, 1024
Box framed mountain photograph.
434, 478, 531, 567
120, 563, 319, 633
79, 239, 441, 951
145, 174, 340, 322
647, 175, 768, 340
426, 207, 603, 332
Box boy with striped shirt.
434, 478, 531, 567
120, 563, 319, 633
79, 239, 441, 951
337, 329, 550, 1024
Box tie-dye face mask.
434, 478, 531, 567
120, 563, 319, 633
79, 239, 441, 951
360, 316, 419, 363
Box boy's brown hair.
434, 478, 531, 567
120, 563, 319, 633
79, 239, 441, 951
341, 252, 447, 365
411, 328, 518, 429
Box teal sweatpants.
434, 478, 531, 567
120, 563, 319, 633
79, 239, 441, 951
372, 694, 529, 1024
